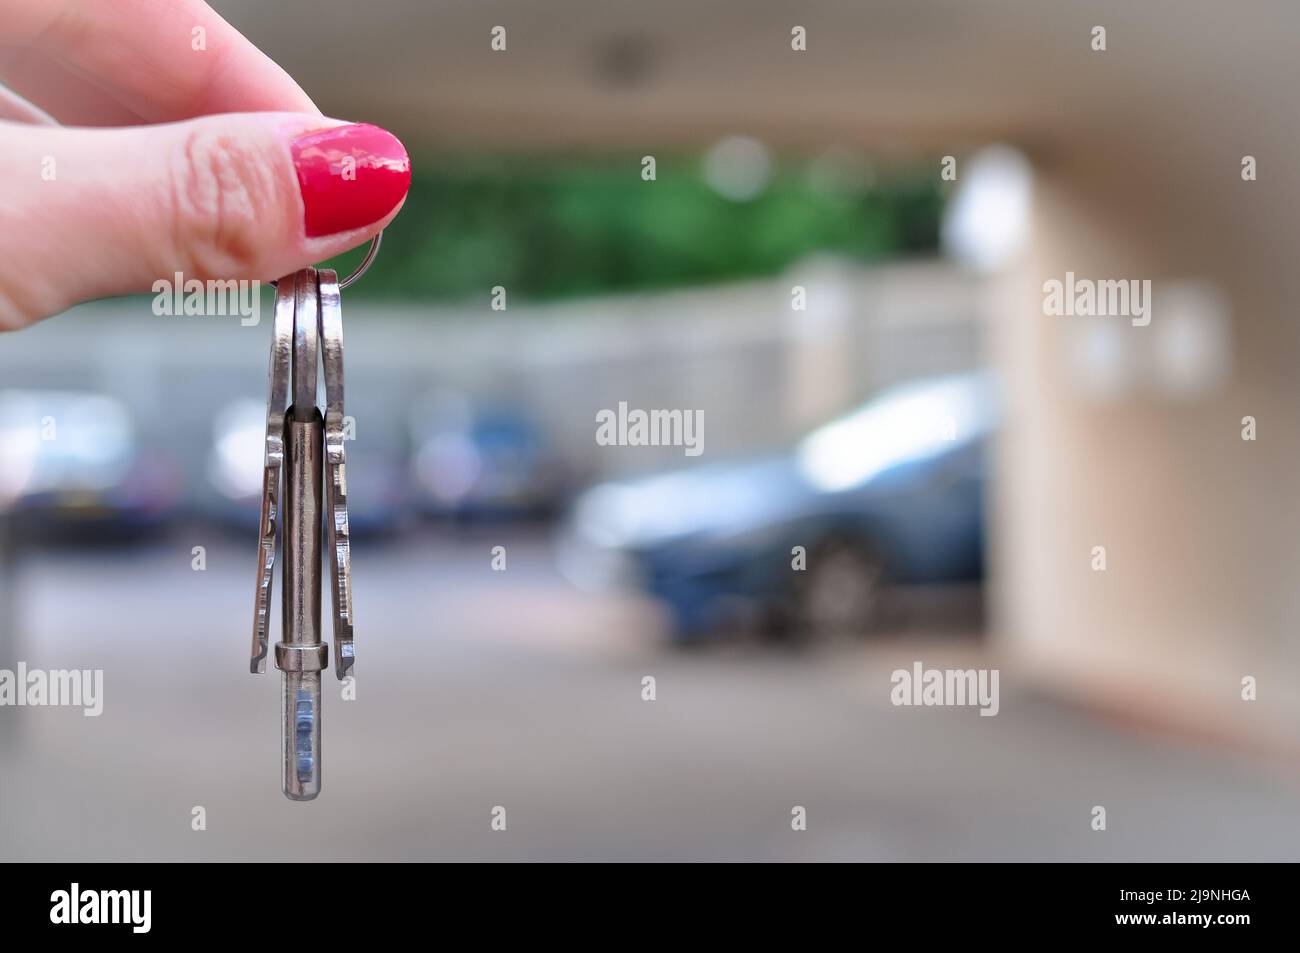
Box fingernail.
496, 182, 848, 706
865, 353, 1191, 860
291, 123, 411, 237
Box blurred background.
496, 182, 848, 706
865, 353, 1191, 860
3, 0, 1300, 860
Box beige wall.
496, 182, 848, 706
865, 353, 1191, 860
991, 135, 1300, 749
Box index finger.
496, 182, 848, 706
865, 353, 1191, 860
0, 0, 319, 121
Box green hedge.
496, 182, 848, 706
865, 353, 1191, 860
323, 153, 944, 301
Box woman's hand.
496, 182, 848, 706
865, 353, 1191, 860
0, 0, 410, 329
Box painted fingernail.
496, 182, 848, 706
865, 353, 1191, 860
291, 123, 411, 237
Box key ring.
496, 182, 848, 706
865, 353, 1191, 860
338, 232, 382, 291
269, 231, 382, 291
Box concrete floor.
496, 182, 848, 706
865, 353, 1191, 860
1, 528, 1298, 861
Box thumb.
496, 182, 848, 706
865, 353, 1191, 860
0, 113, 411, 329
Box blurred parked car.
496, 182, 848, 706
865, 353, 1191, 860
0, 390, 179, 538
203, 397, 412, 537
409, 391, 566, 522
558, 372, 994, 641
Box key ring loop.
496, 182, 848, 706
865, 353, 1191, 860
270, 232, 382, 291
338, 231, 382, 290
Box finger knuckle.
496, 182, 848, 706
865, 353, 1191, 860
170, 129, 278, 278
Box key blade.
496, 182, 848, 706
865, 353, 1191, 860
250, 272, 295, 674
317, 268, 354, 679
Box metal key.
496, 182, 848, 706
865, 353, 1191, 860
248, 272, 294, 675
318, 269, 354, 680
249, 264, 357, 801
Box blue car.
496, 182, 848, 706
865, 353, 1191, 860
409, 395, 566, 522
0, 389, 180, 538
558, 372, 995, 641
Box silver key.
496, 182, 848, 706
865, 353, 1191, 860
318, 269, 355, 680
249, 272, 294, 675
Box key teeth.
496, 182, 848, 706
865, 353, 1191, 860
252, 275, 292, 679
317, 271, 353, 701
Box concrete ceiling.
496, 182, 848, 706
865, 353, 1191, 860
212, 0, 1299, 156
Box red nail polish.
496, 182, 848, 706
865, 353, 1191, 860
292, 124, 411, 237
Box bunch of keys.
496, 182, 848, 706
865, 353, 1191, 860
248, 237, 377, 800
